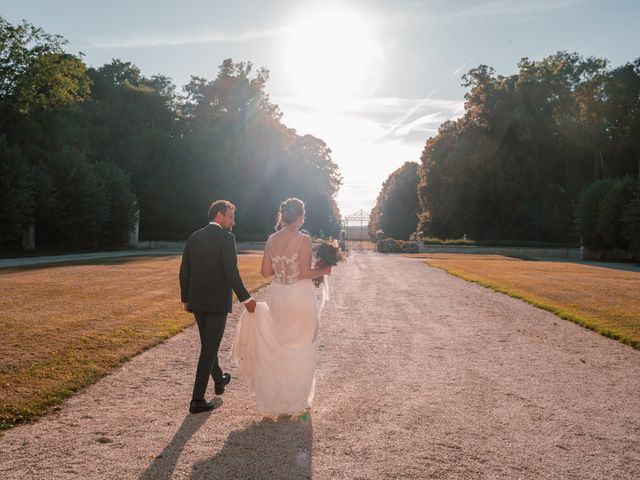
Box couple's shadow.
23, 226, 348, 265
140, 410, 313, 480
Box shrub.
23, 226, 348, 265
94, 161, 138, 246
377, 238, 402, 253
35, 148, 109, 246
376, 238, 419, 253
0, 136, 34, 241
575, 179, 616, 250
596, 177, 639, 250
400, 241, 419, 253
422, 237, 475, 246
622, 194, 640, 253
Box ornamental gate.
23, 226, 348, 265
342, 209, 372, 251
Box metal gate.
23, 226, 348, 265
342, 209, 373, 251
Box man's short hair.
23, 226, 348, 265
208, 200, 235, 221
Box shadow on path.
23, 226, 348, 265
190, 415, 313, 479
139, 410, 213, 480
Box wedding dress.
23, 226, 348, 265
231, 233, 320, 416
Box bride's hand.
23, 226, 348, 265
323, 266, 333, 276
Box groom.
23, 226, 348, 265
179, 200, 256, 413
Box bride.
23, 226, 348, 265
232, 198, 332, 416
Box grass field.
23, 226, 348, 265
0, 254, 269, 429
412, 253, 640, 349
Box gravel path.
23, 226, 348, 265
1, 251, 639, 479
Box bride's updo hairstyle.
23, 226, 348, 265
275, 198, 305, 231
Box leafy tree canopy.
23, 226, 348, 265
369, 162, 420, 240
416, 51, 640, 242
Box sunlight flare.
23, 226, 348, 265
284, 7, 381, 103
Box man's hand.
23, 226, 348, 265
245, 299, 257, 313
182, 302, 191, 312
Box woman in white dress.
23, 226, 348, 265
232, 198, 332, 416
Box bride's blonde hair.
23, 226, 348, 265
275, 198, 305, 231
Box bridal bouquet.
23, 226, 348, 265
312, 237, 346, 287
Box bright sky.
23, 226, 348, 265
3, 0, 639, 216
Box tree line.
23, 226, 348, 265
0, 17, 342, 249
368, 161, 420, 241
370, 51, 640, 245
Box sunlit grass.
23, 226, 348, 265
410, 254, 640, 349
0, 254, 269, 429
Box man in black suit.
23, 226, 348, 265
180, 200, 257, 413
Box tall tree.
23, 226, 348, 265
417, 51, 636, 242
1, 18, 342, 248
370, 162, 420, 240
179, 59, 341, 239
0, 135, 33, 241
84, 59, 185, 238
0, 17, 107, 246
0, 17, 91, 132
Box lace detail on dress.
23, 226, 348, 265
270, 253, 300, 285
268, 233, 303, 285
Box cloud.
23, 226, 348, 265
85, 26, 289, 49
275, 93, 464, 145
276, 94, 463, 119
367, 95, 463, 142
450, 0, 586, 18
451, 60, 470, 78
384, 0, 587, 26
395, 112, 447, 136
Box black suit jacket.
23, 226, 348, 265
179, 224, 251, 313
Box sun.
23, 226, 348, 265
284, 8, 380, 102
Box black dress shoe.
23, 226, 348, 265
214, 373, 231, 395
189, 399, 216, 414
